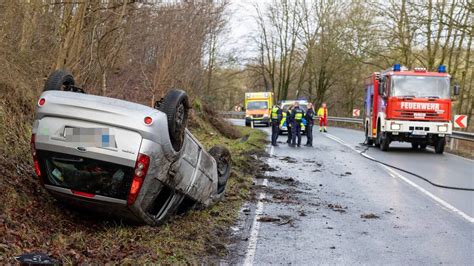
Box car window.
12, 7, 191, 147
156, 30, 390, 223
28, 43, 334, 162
40, 151, 134, 200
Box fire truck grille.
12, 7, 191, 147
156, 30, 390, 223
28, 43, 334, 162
395, 110, 444, 121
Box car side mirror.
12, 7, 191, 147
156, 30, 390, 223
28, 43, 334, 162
453, 84, 460, 96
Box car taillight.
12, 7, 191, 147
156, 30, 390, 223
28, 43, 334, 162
127, 153, 150, 205
30, 134, 42, 178
144, 116, 153, 125
71, 190, 95, 198
38, 98, 46, 106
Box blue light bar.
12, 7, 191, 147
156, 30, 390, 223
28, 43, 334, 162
438, 65, 446, 73
393, 64, 401, 71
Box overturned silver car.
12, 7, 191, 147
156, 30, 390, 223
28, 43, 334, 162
31, 70, 231, 225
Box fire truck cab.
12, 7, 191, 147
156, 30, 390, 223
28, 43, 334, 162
364, 64, 459, 154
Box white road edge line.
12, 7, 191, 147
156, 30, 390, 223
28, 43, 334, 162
243, 178, 268, 266
382, 165, 474, 223
323, 133, 474, 224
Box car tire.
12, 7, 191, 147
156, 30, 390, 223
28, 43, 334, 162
411, 143, 419, 149
158, 89, 190, 152
43, 69, 75, 92
434, 138, 445, 154
420, 144, 427, 150
209, 145, 231, 194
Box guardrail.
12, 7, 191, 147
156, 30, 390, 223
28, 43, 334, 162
220, 111, 473, 142
327, 116, 473, 142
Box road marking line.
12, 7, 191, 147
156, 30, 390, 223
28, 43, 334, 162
383, 166, 474, 224
323, 133, 474, 224
243, 178, 268, 266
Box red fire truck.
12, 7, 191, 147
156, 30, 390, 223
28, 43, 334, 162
364, 64, 459, 154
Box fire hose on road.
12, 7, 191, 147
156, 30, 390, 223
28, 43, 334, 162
357, 142, 474, 192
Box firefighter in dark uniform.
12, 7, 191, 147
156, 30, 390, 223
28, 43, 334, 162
271, 104, 282, 146
286, 105, 294, 144
290, 102, 305, 147
305, 103, 316, 147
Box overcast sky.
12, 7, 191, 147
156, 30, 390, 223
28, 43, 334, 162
220, 0, 271, 63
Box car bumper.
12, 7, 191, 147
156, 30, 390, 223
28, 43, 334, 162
279, 125, 306, 133
383, 120, 452, 138
45, 185, 141, 222
246, 117, 270, 124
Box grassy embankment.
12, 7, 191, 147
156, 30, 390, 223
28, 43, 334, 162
0, 93, 267, 263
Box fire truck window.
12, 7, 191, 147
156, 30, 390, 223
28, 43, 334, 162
385, 78, 390, 96
391, 76, 450, 99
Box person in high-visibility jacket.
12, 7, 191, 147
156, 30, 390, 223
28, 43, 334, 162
271, 104, 282, 146
317, 102, 328, 132
290, 102, 305, 147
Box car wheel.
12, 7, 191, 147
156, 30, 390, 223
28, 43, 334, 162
157, 89, 190, 152
43, 69, 75, 92
411, 143, 419, 149
420, 144, 427, 150
209, 145, 231, 194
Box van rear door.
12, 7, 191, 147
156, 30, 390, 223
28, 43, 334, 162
35, 117, 143, 200
35, 116, 142, 167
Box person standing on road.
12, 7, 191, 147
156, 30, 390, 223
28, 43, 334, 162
286, 104, 294, 144
290, 102, 305, 147
317, 102, 328, 133
305, 103, 316, 147
271, 104, 283, 146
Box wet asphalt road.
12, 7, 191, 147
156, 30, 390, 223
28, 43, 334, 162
227, 119, 473, 265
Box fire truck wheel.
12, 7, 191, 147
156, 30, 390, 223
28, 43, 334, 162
365, 126, 374, 146
374, 124, 381, 148
379, 133, 390, 151
434, 138, 445, 154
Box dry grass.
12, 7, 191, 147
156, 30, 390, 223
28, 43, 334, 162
192, 99, 242, 140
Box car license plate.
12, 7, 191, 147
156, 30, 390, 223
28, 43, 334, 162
412, 130, 427, 136
63, 127, 115, 148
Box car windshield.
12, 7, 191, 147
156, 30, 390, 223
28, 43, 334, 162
282, 103, 308, 112
247, 101, 268, 110
391, 75, 450, 99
